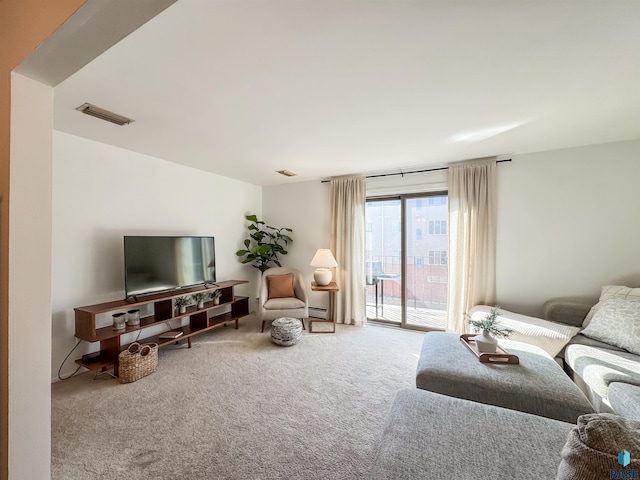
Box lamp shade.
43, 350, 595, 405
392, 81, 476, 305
310, 249, 338, 268
310, 249, 337, 286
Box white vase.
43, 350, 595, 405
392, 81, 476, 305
473, 330, 498, 353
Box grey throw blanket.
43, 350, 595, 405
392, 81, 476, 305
557, 413, 640, 480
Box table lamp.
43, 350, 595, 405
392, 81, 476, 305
310, 249, 337, 286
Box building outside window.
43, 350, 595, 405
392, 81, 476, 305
428, 250, 448, 265
428, 220, 447, 235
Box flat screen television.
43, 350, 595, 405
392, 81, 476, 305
124, 236, 216, 297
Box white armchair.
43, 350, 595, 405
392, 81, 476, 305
259, 267, 309, 333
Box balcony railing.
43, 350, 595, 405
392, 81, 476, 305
366, 255, 447, 328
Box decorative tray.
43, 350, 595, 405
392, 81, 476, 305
460, 334, 520, 365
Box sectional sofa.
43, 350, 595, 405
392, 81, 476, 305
544, 293, 640, 419
371, 290, 640, 479
467, 293, 640, 419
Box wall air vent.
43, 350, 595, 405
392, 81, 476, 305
276, 170, 297, 177
75, 103, 134, 126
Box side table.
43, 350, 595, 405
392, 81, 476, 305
375, 272, 400, 317
309, 281, 339, 333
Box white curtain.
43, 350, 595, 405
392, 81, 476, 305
330, 177, 367, 326
446, 159, 497, 333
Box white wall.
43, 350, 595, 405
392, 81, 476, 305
9, 73, 53, 480
52, 132, 262, 380
262, 180, 331, 310
366, 169, 448, 196
497, 139, 640, 315
264, 140, 640, 319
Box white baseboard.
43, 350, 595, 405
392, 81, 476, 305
309, 306, 327, 319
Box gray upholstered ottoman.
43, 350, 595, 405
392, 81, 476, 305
371, 388, 573, 480
416, 332, 594, 423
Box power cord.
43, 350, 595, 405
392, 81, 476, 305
57, 340, 83, 380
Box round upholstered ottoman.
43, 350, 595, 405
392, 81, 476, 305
270, 317, 303, 346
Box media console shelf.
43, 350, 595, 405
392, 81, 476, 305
74, 280, 249, 376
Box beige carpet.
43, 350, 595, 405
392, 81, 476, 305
51, 315, 425, 479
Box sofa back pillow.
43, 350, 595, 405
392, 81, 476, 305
583, 285, 640, 327
581, 298, 640, 355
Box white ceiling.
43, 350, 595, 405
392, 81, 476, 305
53, 0, 640, 186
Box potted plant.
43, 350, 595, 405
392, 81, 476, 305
235, 214, 293, 273
211, 290, 222, 305
192, 292, 206, 309
175, 296, 190, 314
466, 306, 513, 353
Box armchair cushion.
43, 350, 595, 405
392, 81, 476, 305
267, 273, 295, 299
264, 297, 306, 310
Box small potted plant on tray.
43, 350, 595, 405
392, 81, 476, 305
175, 296, 190, 314
466, 306, 513, 353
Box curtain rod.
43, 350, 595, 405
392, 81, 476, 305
320, 158, 512, 183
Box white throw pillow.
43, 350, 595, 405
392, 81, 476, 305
581, 298, 640, 355
467, 305, 580, 357
583, 285, 640, 327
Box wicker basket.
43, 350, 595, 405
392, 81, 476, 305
118, 342, 158, 384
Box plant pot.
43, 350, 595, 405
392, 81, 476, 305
197, 301, 204, 309
112, 313, 126, 331
213, 298, 220, 305
179, 306, 186, 314
473, 330, 498, 353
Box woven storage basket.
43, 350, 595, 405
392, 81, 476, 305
118, 342, 158, 384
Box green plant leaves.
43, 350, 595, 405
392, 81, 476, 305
466, 306, 513, 339
236, 214, 293, 272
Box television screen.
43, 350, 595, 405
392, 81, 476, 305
124, 236, 216, 297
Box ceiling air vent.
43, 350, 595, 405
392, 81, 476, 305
75, 103, 134, 126
276, 170, 297, 177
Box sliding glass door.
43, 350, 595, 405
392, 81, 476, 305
365, 193, 448, 330
365, 199, 402, 324
404, 195, 448, 329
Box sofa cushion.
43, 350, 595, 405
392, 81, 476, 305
608, 383, 640, 421
370, 388, 573, 480
581, 298, 640, 355
583, 285, 640, 327
565, 333, 626, 352
468, 305, 580, 357
564, 343, 640, 413
557, 333, 626, 360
